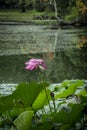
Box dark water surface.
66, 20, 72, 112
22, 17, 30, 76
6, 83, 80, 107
0, 25, 87, 84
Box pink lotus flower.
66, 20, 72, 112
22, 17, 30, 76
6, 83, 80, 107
25, 58, 47, 71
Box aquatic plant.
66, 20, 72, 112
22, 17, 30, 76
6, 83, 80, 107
0, 58, 87, 130
25, 58, 47, 71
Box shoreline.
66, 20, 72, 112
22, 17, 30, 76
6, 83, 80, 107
0, 20, 87, 28
0, 20, 58, 26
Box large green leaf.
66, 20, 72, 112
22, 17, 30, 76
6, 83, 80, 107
0, 82, 49, 113
0, 95, 15, 113
12, 82, 49, 107
55, 80, 84, 99
80, 96, 87, 104
59, 124, 72, 130
61, 80, 84, 89
11, 110, 33, 130
32, 88, 50, 111
53, 104, 83, 123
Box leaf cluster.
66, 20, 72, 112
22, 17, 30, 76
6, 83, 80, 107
0, 80, 87, 130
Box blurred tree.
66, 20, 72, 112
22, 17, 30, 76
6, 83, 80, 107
33, 0, 45, 12
0, 0, 19, 9
76, 0, 87, 21
55, 0, 69, 17
19, 0, 26, 12
0, 0, 87, 22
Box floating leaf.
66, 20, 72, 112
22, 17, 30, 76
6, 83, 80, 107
55, 80, 84, 99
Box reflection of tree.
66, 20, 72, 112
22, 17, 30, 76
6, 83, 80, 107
80, 48, 87, 67
47, 46, 87, 83
47, 51, 76, 83
0, 54, 43, 83
45, 29, 87, 83
42, 52, 55, 61
76, 34, 87, 65
77, 36, 87, 48
79, 41, 87, 65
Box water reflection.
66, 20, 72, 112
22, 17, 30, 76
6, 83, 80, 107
0, 25, 87, 84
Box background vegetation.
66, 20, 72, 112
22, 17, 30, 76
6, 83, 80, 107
0, 0, 87, 23
0, 80, 87, 130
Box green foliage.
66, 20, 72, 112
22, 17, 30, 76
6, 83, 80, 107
31, 80, 87, 130
55, 80, 84, 98
0, 82, 49, 113
59, 124, 71, 130
0, 80, 87, 130
12, 82, 49, 107
0, 0, 87, 22
65, 6, 79, 21
32, 89, 50, 111
11, 110, 33, 130
53, 104, 83, 123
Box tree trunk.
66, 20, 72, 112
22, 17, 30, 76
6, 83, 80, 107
20, 0, 26, 12
33, 0, 44, 12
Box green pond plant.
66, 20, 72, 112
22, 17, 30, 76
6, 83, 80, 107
0, 58, 87, 130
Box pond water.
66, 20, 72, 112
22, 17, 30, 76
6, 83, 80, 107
0, 24, 87, 87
